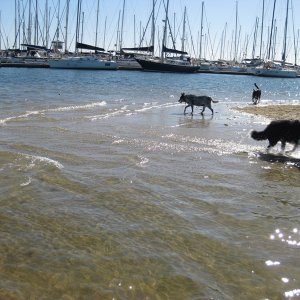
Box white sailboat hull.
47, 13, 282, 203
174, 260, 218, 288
48, 56, 118, 70
255, 68, 297, 78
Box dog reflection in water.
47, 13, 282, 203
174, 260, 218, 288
251, 120, 300, 153
178, 93, 218, 115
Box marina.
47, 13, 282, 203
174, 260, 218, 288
0, 0, 300, 77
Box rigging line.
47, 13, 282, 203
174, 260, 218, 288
49, 1, 67, 45
13, 0, 29, 47
138, 0, 158, 48
203, 6, 214, 59
174, 12, 183, 42
186, 14, 196, 57
162, 0, 176, 50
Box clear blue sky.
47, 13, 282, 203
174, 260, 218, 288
0, 0, 299, 64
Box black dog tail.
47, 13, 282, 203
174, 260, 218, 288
251, 130, 267, 141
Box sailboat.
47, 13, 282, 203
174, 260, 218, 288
48, 43, 118, 70
254, 61, 297, 78
254, 0, 297, 78
135, 0, 199, 73
48, 0, 117, 70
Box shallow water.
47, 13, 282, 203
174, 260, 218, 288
0, 68, 300, 299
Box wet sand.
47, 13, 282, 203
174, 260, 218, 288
234, 104, 300, 120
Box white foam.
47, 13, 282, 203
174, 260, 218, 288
285, 289, 300, 298
135, 102, 177, 113
265, 260, 280, 266
0, 101, 107, 125
20, 177, 32, 186
0, 111, 40, 125
89, 109, 125, 121
137, 155, 149, 167
47, 101, 107, 112
23, 154, 64, 169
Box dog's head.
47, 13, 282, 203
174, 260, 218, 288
178, 93, 186, 103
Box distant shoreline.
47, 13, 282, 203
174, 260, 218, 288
234, 104, 300, 120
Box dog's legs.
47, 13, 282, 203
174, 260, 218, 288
286, 143, 298, 154
184, 105, 190, 114
209, 107, 214, 114
201, 106, 205, 115
266, 139, 278, 152
280, 141, 286, 153
191, 105, 194, 115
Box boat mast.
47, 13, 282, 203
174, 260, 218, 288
95, 0, 100, 51
234, 0, 238, 62
13, 0, 21, 49
252, 17, 259, 59
161, 0, 169, 61
199, 1, 204, 60
281, 0, 289, 65
65, 0, 70, 52
221, 29, 226, 60
134, 14, 136, 47
0, 10, 2, 50
291, 0, 298, 65
116, 10, 121, 54
34, 0, 38, 45
267, 0, 276, 60
56, 0, 61, 45
259, 0, 264, 59
27, 0, 32, 44
14, 0, 17, 48
103, 16, 107, 49
81, 12, 84, 44
181, 6, 186, 52
18, 0, 21, 48
151, 0, 155, 56
120, 0, 125, 51
45, 0, 49, 48
75, 0, 82, 54
296, 29, 299, 65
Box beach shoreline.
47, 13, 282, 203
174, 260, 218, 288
234, 104, 300, 120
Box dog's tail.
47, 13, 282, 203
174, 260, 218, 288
251, 130, 267, 140
211, 99, 219, 103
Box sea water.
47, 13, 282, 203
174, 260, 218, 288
0, 68, 300, 299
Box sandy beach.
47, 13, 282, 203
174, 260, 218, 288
234, 104, 300, 120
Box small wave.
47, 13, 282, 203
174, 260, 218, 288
22, 154, 64, 169
284, 289, 300, 298
47, 101, 107, 112
0, 111, 40, 125
89, 109, 129, 121
135, 102, 178, 113
20, 177, 32, 186
88, 102, 176, 121
137, 155, 149, 167
0, 101, 107, 125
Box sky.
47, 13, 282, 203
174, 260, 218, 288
0, 0, 299, 64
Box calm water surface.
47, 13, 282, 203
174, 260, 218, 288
0, 68, 300, 299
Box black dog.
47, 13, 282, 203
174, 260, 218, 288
178, 93, 218, 115
251, 120, 300, 152
252, 83, 261, 105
